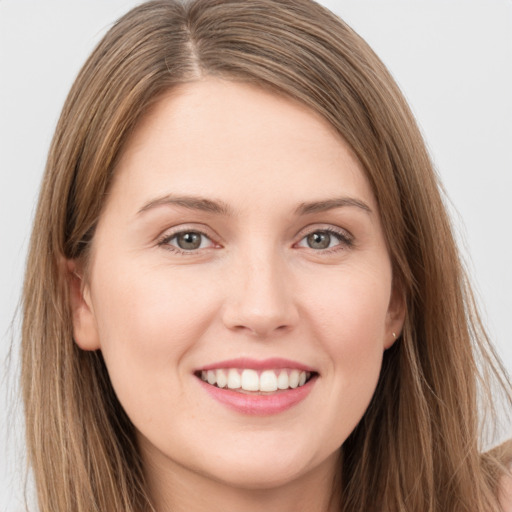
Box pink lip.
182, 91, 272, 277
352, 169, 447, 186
197, 357, 316, 373
196, 374, 318, 416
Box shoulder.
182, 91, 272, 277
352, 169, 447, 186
487, 439, 512, 511
500, 472, 512, 512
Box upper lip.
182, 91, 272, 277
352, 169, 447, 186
197, 357, 317, 373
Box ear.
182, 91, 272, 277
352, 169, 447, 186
384, 280, 406, 350
66, 259, 101, 351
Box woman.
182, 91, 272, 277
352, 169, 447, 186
21, 0, 512, 510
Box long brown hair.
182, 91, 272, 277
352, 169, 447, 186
22, 0, 511, 510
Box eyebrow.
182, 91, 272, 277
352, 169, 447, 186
137, 194, 233, 216
294, 197, 372, 215
137, 194, 372, 217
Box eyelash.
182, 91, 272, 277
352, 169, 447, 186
157, 228, 219, 255
295, 227, 354, 253
157, 226, 353, 255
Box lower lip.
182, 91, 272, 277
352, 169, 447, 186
197, 376, 317, 415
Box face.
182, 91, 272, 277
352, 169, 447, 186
71, 79, 404, 498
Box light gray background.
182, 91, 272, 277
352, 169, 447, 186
1, 1, 511, 510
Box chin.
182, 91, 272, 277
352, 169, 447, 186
195, 440, 338, 491
206, 458, 317, 491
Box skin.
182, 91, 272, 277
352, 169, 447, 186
500, 472, 512, 512
70, 79, 405, 512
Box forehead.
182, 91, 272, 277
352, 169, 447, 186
108, 78, 376, 216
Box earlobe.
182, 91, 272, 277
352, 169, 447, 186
66, 260, 101, 351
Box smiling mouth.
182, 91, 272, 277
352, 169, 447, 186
195, 368, 315, 394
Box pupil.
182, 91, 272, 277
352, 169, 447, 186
177, 232, 201, 250
307, 231, 330, 249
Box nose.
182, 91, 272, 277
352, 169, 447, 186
221, 248, 299, 338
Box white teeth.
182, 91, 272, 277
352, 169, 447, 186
216, 369, 228, 388
289, 369, 300, 388
277, 370, 289, 390
227, 368, 241, 389
260, 370, 278, 392
241, 369, 259, 391
199, 368, 312, 392
207, 370, 216, 386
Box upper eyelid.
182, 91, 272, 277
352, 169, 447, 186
163, 231, 213, 243
295, 223, 353, 241
158, 224, 219, 241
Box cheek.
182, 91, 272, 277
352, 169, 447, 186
307, 263, 392, 351
89, 262, 221, 413
93, 259, 220, 343
305, 265, 391, 428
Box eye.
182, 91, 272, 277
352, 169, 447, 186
296, 228, 352, 251
159, 230, 217, 252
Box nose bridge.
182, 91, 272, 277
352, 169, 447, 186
222, 241, 298, 337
